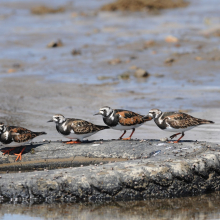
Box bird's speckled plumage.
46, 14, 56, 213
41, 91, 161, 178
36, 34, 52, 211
56, 118, 108, 135
159, 111, 214, 129
147, 109, 214, 142
0, 122, 46, 147
48, 114, 109, 142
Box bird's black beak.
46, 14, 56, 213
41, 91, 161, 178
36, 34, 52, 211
94, 112, 101, 116
47, 119, 53, 122
144, 115, 153, 121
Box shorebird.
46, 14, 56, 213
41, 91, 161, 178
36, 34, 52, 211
0, 122, 46, 161
147, 109, 214, 143
94, 106, 152, 140
48, 114, 109, 143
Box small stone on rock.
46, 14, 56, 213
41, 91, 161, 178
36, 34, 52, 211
47, 39, 63, 48
160, 137, 168, 142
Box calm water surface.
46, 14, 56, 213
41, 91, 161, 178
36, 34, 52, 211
1, 192, 220, 220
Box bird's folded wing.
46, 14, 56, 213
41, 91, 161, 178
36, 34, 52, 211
11, 132, 32, 143
117, 110, 145, 126
166, 113, 200, 129
70, 120, 99, 134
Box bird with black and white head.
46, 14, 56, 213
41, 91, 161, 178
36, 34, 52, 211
94, 106, 152, 140
147, 109, 214, 143
0, 122, 46, 161
48, 114, 109, 144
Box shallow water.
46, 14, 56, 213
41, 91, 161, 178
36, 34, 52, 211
1, 192, 220, 220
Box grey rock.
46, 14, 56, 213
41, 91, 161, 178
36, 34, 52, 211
0, 140, 220, 203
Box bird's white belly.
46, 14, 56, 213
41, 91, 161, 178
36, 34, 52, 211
165, 126, 195, 133
1, 141, 29, 148
112, 123, 142, 130
62, 132, 98, 141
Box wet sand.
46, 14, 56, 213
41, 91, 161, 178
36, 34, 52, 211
0, 76, 218, 143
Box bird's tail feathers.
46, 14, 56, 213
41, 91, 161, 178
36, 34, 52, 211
199, 119, 214, 124
34, 131, 47, 136
96, 125, 110, 130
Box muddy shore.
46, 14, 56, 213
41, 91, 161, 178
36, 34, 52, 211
0, 140, 220, 203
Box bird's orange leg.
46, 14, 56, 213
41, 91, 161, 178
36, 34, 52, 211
1, 147, 16, 155
123, 128, 135, 140
65, 140, 81, 144
169, 133, 185, 143
14, 147, 26, 161
119, 130, 126, 139
170, 133, 181, 140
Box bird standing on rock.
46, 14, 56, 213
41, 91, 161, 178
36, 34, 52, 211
94, 106, 152, 140
48, 114, 109, 144
147, 109, 214, 143
0, 122, 46, 161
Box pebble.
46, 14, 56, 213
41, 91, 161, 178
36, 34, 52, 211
165, 35, 178, 43
134, 68, 150, 78
71, 49, 81, 56
108, 58, 122, 65
47, 39, 63, 48
143, 40, 155, 48
195, 56, 203, 60
7, 69, 16, 73
160, 137, 168, 142
164, 58, 175, 64
118, 72, 130, 80
129, 65, 138, 70
92, 144, 100, 146
157, 143, 166, 146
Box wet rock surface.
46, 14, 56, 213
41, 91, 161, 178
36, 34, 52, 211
0, 140, 220, 203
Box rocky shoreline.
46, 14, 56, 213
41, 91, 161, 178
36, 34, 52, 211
0, 140, 220, 203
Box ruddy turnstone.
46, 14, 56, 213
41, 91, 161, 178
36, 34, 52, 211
48, 114, 109, 143
94, 106, 152, 140
147, 109, 214, 143
0, 122, 46, 161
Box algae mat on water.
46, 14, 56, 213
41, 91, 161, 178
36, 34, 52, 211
101, 0, 189, 11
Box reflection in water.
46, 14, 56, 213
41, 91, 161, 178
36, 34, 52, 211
1, 192, 220, 220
